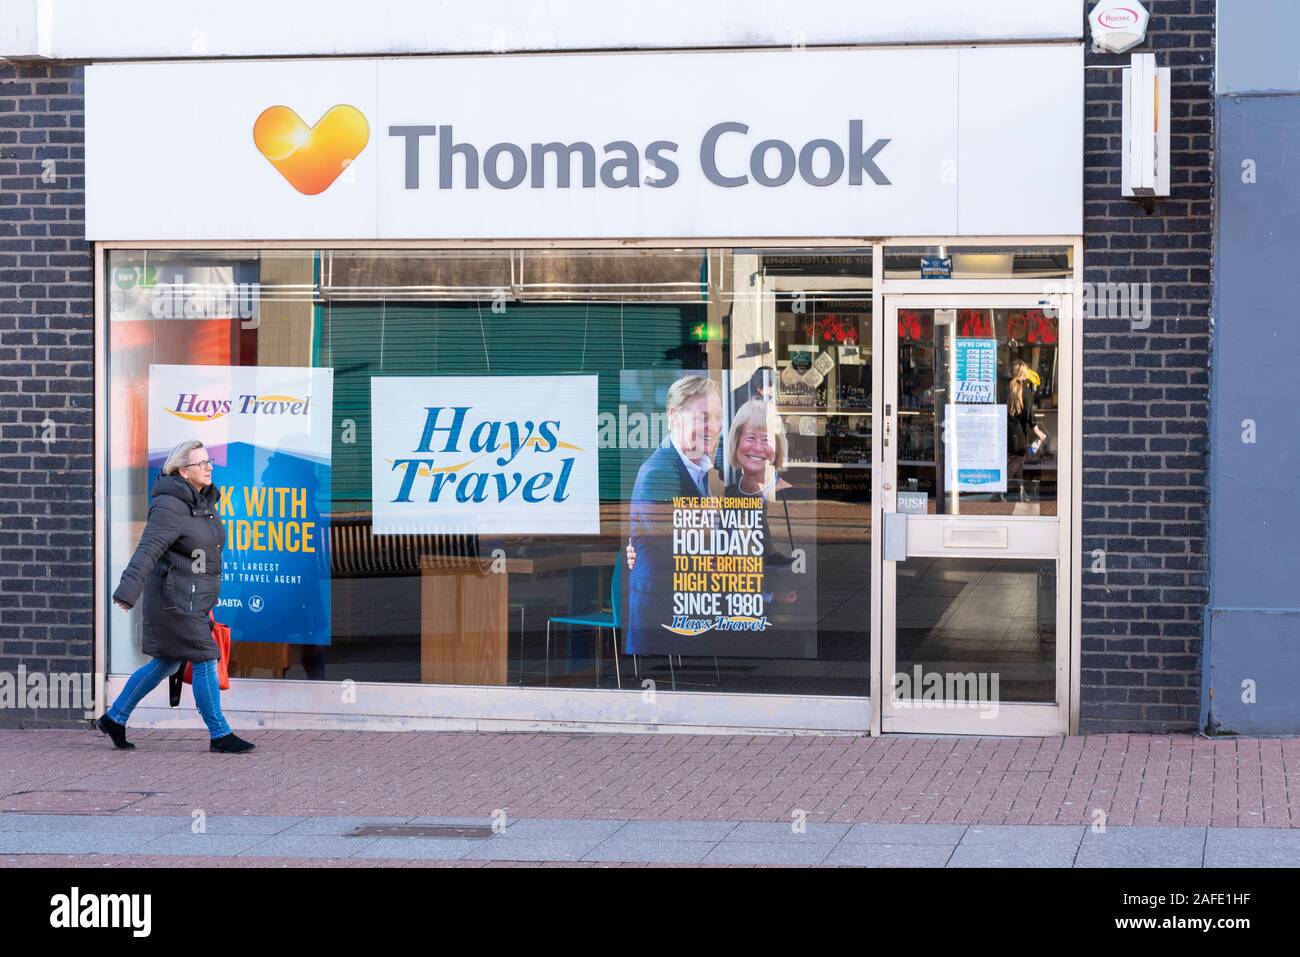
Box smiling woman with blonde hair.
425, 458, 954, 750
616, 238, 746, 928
725, 399, 792, 501
725, 400, 798, 604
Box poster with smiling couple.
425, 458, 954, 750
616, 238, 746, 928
620, 370, 816, 659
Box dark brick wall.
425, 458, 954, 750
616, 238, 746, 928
1078, 0, 1214, 732
0, 63, 94, 728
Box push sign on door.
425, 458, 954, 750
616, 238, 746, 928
897, 491, 928, 514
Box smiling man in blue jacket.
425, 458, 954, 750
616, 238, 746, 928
626, 374, 724, 656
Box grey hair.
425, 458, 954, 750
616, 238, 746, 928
161, 440, 206, 475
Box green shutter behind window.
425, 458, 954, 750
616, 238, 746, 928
316, 302, 700, 505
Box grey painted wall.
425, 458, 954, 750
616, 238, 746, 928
1216, 0, 1300, 94
1206, 88, 1300, 733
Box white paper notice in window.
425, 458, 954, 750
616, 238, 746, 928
944, 403, 1007, 493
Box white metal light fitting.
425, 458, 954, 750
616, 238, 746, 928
1121, 52, 1170, 198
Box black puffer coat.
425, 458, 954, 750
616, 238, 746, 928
113, 473, 226, 662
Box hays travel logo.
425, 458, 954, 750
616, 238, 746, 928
253, 104, 370, 195
371, 376, 600, 536
385, 407, 585, 506
164, 393, 313, 422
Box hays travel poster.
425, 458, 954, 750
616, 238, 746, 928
148, 364, 334, 645
370, 375, 600, 535
619, 369, 816, 660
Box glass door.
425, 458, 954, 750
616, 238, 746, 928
880, 295, 1071, 734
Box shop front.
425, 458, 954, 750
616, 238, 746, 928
89, 43, 1084, 735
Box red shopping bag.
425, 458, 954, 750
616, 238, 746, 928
183, 612, 231, 691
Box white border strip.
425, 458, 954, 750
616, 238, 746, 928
2, 0, 1082, 61
109, 676, 874, 735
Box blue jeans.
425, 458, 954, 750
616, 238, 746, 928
107, 657, 233, 739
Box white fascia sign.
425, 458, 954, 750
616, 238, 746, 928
85, 47, 1083, 240
1088, 1, 1150, 55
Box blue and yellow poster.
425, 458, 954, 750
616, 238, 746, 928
148, 364, 333, 645
619, 370, 817, 659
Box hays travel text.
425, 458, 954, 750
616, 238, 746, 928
389, 406, 579, 505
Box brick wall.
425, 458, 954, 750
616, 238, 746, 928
0, 63, 94, 728
1078, 0, 1215, 732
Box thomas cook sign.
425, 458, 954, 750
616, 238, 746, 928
385, 120, 892, 191
85, 46, 1081, 239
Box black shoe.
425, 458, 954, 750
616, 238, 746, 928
209, 733, 255, 754
94, 715, 135, 750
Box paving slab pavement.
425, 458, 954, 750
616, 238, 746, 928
1, 812, 1298, 867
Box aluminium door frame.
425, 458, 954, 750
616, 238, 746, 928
875, 291, 1074, 736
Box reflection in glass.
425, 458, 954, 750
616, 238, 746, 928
896, 308, 1059, 516
106, 247, 873, 699
883, 245, 1072, 279
895, 557, 1056, 705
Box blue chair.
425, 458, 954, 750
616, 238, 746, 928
545, 557, 623, 688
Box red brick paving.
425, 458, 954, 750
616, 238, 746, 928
2, 730, 1297, 827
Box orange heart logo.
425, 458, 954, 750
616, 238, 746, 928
252, 104, 370, 195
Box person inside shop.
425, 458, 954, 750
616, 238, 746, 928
625, 374, 724, 656
99, 440, 255, 754
731, 364, 777, 415
1003, 358, 1047, 503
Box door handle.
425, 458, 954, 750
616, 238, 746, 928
883, 512, 907, 561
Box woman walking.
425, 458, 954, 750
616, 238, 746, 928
96, 439, 254, 754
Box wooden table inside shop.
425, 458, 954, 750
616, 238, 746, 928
419, 547, 616, 686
